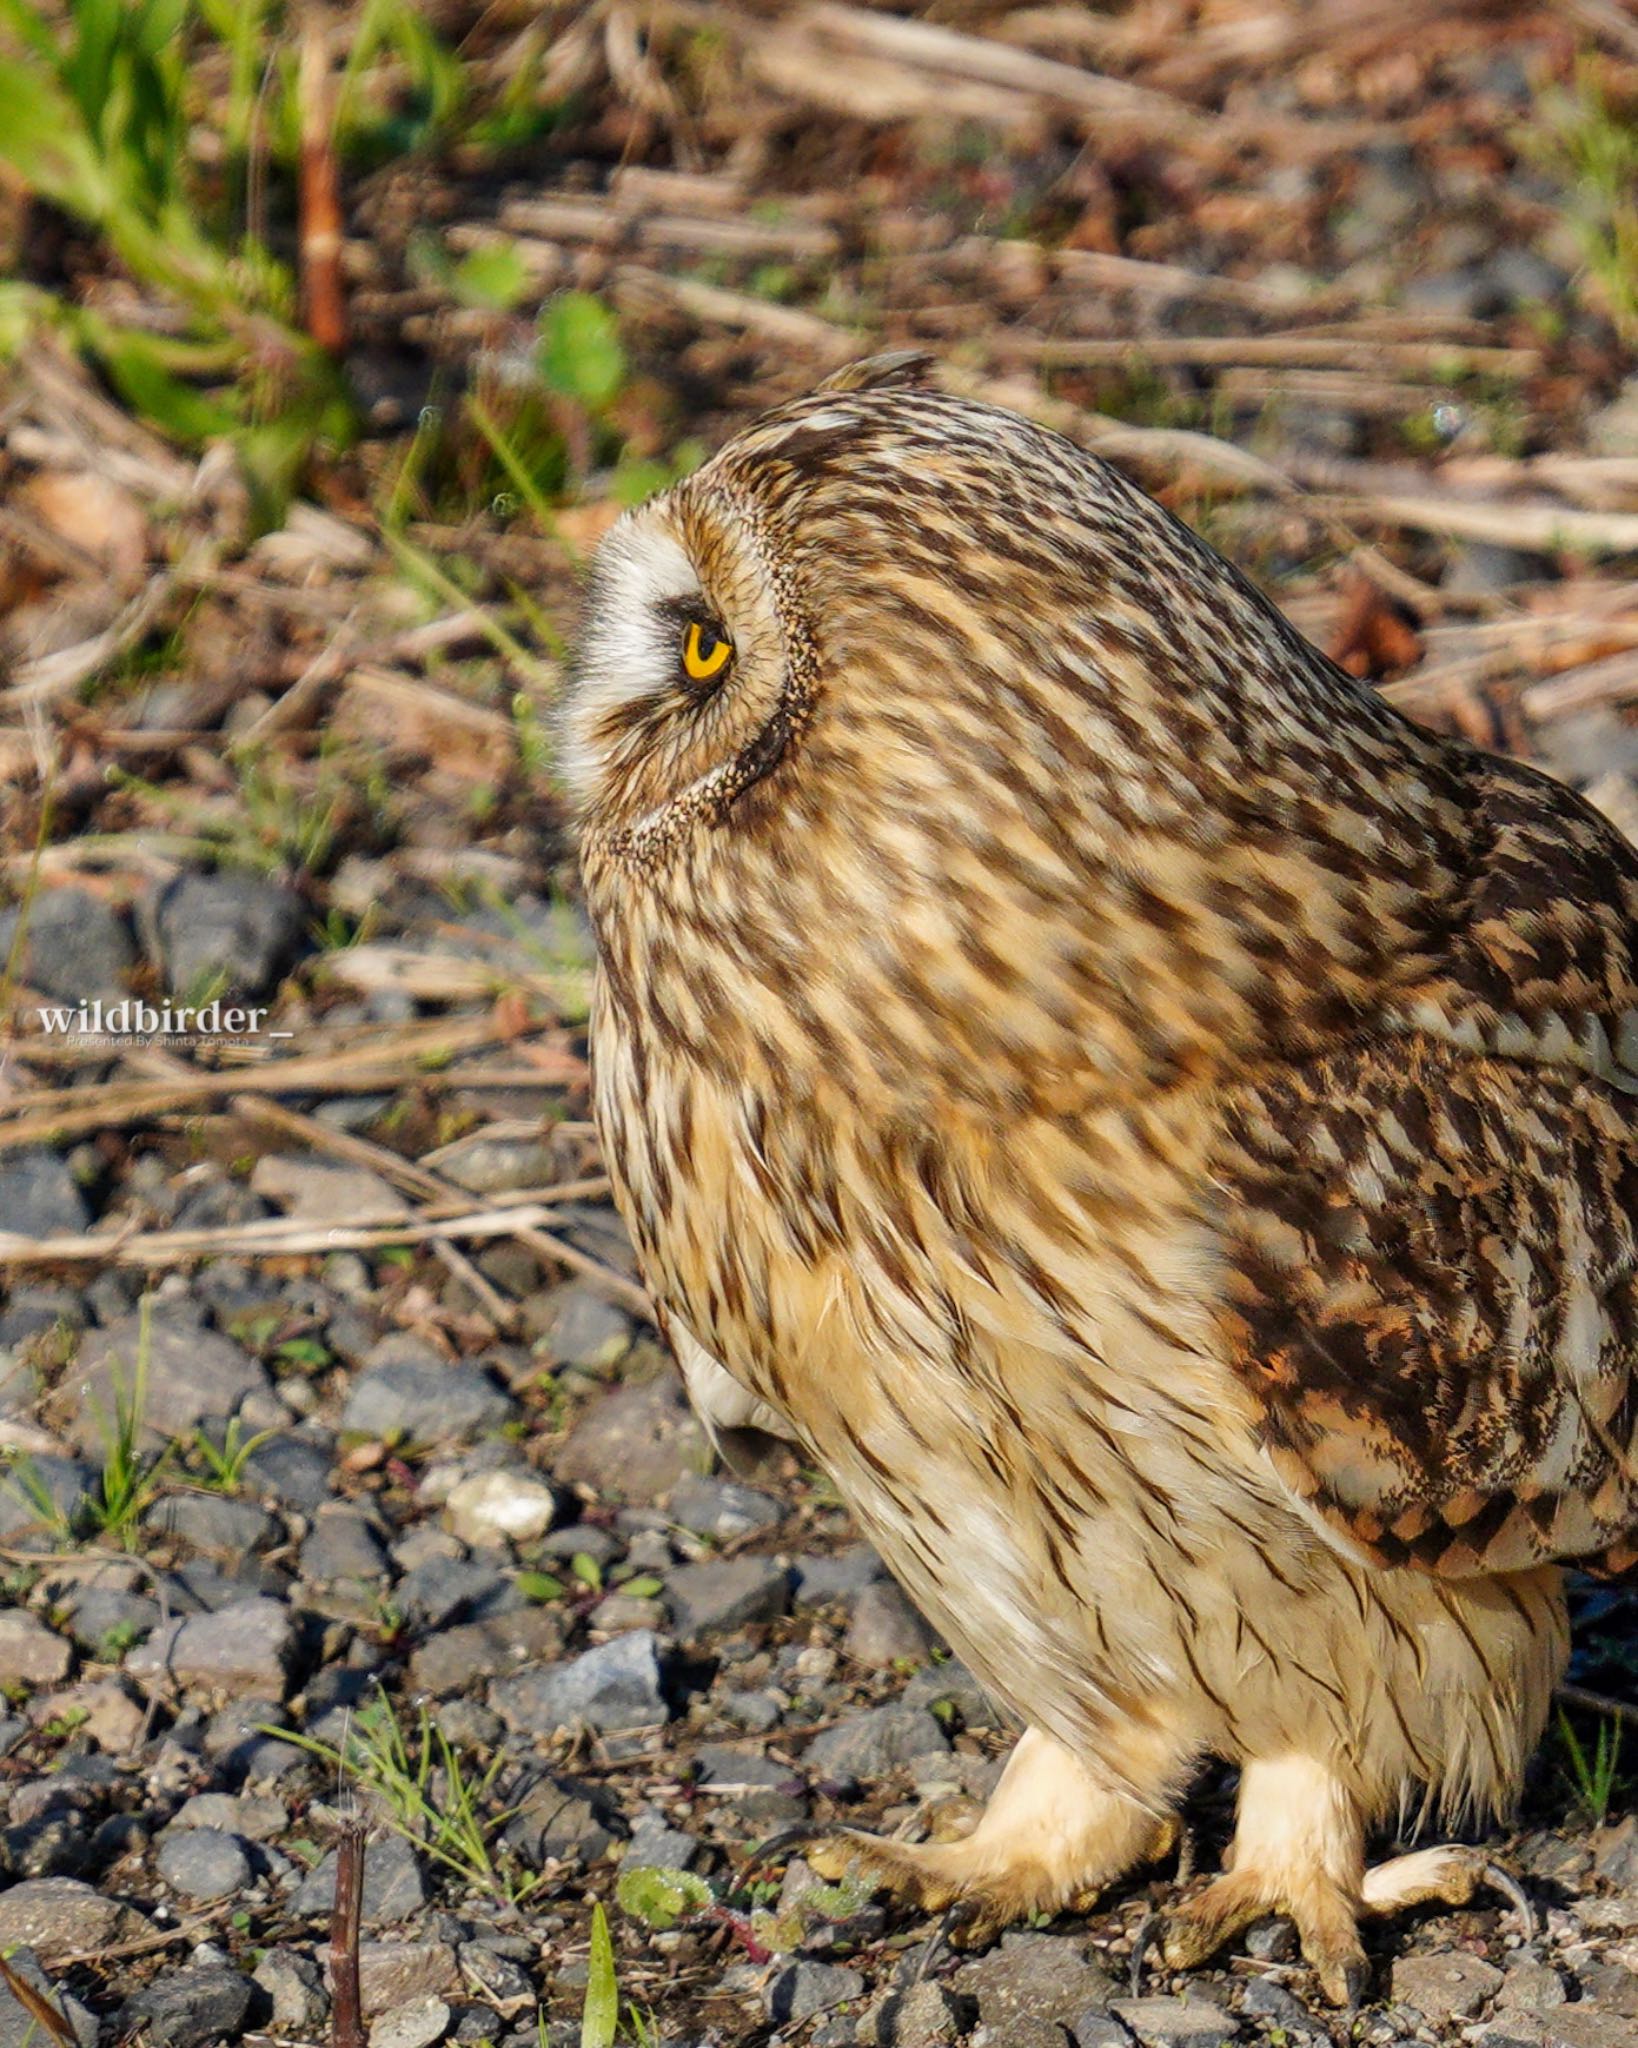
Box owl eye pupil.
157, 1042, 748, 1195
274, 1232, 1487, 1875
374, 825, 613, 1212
681, 617, 734, 687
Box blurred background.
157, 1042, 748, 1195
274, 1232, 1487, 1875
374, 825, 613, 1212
3, 6, 1638, 2041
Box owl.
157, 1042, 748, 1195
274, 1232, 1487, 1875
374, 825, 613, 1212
563, 353, 1638, 2006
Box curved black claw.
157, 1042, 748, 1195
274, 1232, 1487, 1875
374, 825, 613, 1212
1341, 1955, 1371, 2012
1481, 1861, 1537, 1942
739, 1823, 831, 1888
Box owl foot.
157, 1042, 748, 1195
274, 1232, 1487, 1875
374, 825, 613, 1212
803, 1724, 1181, 1948
1361, 1843, 1534, 1937
1160, 1868, 1369, 2008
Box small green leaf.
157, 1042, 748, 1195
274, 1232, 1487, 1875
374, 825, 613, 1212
538, 291, 625, 410
580, 1900, 618, 2048
614, 1863, 713, 1931
569, 1551, 603, 1593
452, 243, 530, 312
617, 1575, 663, 1600
516, 1570, 566, 1604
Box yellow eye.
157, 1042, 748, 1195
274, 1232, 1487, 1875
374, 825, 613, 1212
682, 618, 733, 685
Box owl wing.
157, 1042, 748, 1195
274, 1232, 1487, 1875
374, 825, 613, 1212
1212, 1036, 1638, 1577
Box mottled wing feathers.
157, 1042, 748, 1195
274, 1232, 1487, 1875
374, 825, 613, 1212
1214, 1037, 1638, 1578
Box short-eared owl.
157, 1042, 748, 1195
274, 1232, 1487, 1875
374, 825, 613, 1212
564, 353, 1638, 2004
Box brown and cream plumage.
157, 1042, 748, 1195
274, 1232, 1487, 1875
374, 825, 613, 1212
562, 353, 1638, 2003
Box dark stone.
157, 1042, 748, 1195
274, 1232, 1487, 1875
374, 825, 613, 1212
289, 1832, 427, 1927
0, 1149, 89, 1238
122, 1967, 256, 2048
153, 869, 304, 998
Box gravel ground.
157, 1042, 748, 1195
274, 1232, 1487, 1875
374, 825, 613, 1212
5, 3, 1638, 2044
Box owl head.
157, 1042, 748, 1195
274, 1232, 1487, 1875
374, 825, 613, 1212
565, 355, 1441, 1108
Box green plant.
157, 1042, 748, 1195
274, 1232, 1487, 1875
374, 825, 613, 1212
1557, 1707, 1625, 1825
0, 0, 355, 519
270, 1693, 543, 1909
1534, 57, 1638, 343
580, 1902, 618, 2048
188, 1414, 278, 1493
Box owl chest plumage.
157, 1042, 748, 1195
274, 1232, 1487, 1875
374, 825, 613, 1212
590, 955, 1335, 1747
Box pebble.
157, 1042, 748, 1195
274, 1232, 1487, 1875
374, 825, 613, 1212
0, 886, 134, 1001
954, 1935, 1117, 2033
1110, 1999, 1239, 2046
146, 1490, 276, 1558
490, 1629, 668, 1734
153, 868, 304, 997
1390, 1950, 1504, 2019
795, 1544, 887, 1604
503, 1772, 618, 1864
1075, 2015, 1137, 2048
666, 1556, 790, 1636
252, 1948, 329, 2031
0, 1877, 149, 1962
0, 1611, 73, 1687
805, 1701, 949, 1782
530, 1284, 637, 1371
553, 1372, 710, 1502
156, 1826, 253, 1900
241, 1431, 336, 1510
668, 1470, 784, 1540
445, 1468, 561, 1546
0, 1149, 90, 1238
126, 1596, 296, 1698
765, 1960, 867, 2024
299, 1503, 393, 1581
64, 1310, 269, 1452
250, 1155, 410, 1223
341, 1338, 516, 1441
407, 1607, 565, 1696
843, 1578, 936, 1666
398, 1554, 512, 1628
370, 1996, 453, 2048
0, 1455, 96, 1541
122, 1966, 256, 2048
290, 1833, 428, 1927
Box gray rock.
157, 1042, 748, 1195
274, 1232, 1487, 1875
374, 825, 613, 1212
0, 1876, 148, 1962
156, 1826, 253, 1900
1497, 1960, 1569, 2013
146, 1490, 275, 1557
666, 1556, 790, 1637
1242, 1917, 1297, 1963
1445, 542, 1552, 595
372, 1998, 452, 2048
694, 1742, 800, 1791
806, 1702, 949, 1782
954, 1935, 1116, 2034
1074, 2016, 1137, 2048
1238, 1980, 1316, 2033
1389, 1951, 1503, 2019
126, 1596, 295, 1698
491, 1630, 667, 1734
241, 1433, 334, 1511
154, 869, 304, 997
299, 1504, 391, 1582
844, 1579, 935, 1667
341, 1338, 515, 1442
1485, 2014, 1638, 2048
0, 1945, 97, 2048
0, 1611, 72, 1687
122, 1966, 255, 2047
553, 1372, 710, 1503
252, 1947, 328, 2031
433, 1133, 561, 1195
1490, 247, 1568, 306
1110, 1999, 1238, 2047
795, 1545, 887, 1604
668, 1471, 784, 1541
170, 1791, 287, 1839
61, 1584, 158, 1656
289, 1832, 427, 1927
721, 1686, 782, 1732
766, 1961, 866, 2024
397, 1554, 512, 1629
0, 1149, 89, 1238
0, 887, 133, 1002
625, 1805, 703, 1870
407, 1606, 565, 1697
870, 1981, 972, 2047
64, 1310, 268, 1452
250, 1154, 409, 1223
503, 1773, 618, 1865
530, 1284, 636, 1372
